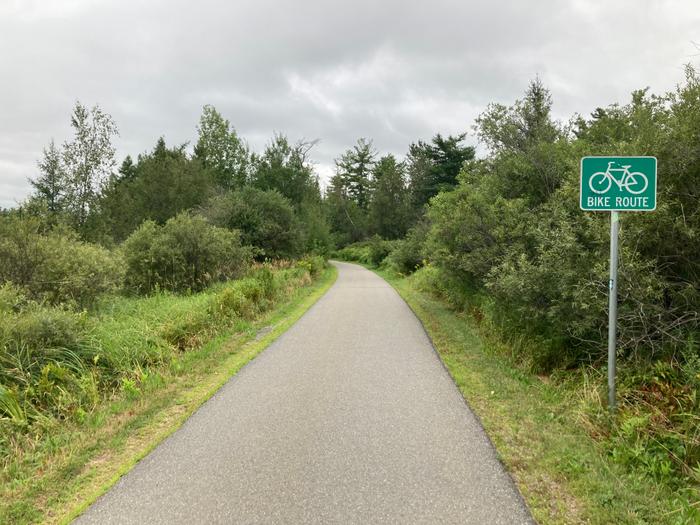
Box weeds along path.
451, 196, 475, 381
75, 262, 532, 524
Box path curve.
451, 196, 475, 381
76, 262, 532, 524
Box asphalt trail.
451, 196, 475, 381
75, 261, 532, 524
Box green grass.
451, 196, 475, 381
1, 264, 337, 525
374, 266, 699, 525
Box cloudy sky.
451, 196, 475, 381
1, 0, 699, 207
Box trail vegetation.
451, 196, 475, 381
334, 72, 700, 522
1, 68, 699, 522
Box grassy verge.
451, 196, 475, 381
1, 264, 337, 524
374, 266, 698, 525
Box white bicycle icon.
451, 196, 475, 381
589, 162, 648, 195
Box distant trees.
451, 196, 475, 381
368, 155, 410, 239
324, 134, 471, 245
29, 102, 118, 233
407, 133, 474, 212
194, 105, 249, 189
251, 134, 319, 206
30, 140, 65, 222
99, 138, 216, 241
334, 138, 376, 210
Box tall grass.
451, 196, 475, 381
0, 257, 325, 456
404, 263, 700, 506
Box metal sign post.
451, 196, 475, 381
607, 211, 619, 411
580, 156, 657, 412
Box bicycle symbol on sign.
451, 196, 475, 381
589, 162, 649, 195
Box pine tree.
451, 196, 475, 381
30, 139, 65, 219
334, 138, 376, 210
369, 155, 410, 239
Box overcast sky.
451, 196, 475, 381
1, 0, 699, 208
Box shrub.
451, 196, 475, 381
0, 216, 123, 307
122, 212, 250, 294
296, 255, 326, 277
0, 298, 94, 421
386, 222, 429, 274
368, 235, 395, 266
334, 242, 372, 264
202, 187, 304, 260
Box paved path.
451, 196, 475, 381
76, 262, 532, 524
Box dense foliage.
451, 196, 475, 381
0, 262, 322, 432
4, 71, 699, 505
203, 187, 304, 260
122, 213, 250, 293
333, 74, 700, 491
0, 217, 123, 307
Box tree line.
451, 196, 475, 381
5, 73, 699, 369
336, 72, 700, 487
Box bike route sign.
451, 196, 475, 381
580, 156, 657, 211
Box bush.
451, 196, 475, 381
386, 222, 429, 274
296, 255, 326, 277
334, 242, 372, 264
203, 187, 304, 260
122, 212, 250, 294
368, 235, 395, 266
0, 262, 324, 430
0, 295, 95, 422
0, 216, 123, 307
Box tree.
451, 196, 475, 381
472, 79, 565, 205
325, 173, 368, 245
202, 187, 303, 260
334, 138, 376, 210
99, 138, 216, 241
251, 134, 320, 207
368, 155, 410, 239
61, 102, 118, 230
29, 140, 66, 221
407, 133, 474, 211
475, 77, 559, 153
194, 105, 249, 188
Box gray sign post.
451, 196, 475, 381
580, 157, 657, 412
607, 211, 619, 411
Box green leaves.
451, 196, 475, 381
122, 212, 250, 294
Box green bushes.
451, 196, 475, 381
334, 237, 396, 267
122, 212, 250, 294
334, 242, 372, 264
385, 222, 429, 274
424, 78, 700, 370
0, 287, 95, 423
0, 217, 123, 307
0, 264, 322, 433
399, 77, 700, 486
203, 187, 304, 260
367, 236, 395, 266
295, 255, 326, 277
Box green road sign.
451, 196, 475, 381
580, 156, 657, 211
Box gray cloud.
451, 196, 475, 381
1, 0, 699, 207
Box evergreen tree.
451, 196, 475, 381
334, 138, 376, 210
407, 133, 474, 211
251, 134, 320, 208
99, 138, 215, 241
30, 139, 65, 220
325, 173, 367, 245
369, 155, 410, 239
